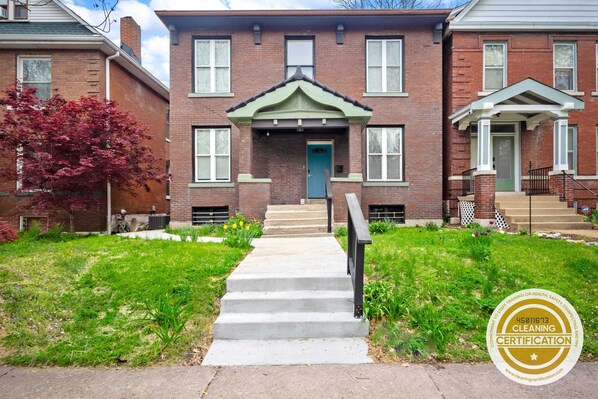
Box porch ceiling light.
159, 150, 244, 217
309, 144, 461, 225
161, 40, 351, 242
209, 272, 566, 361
253, 24, 261, 45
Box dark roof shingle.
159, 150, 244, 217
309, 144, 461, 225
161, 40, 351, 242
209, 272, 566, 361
0, 22, 95, 36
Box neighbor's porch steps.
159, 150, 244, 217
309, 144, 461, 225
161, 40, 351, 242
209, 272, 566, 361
496, 194, 591, 231
263, 202, 330, 236
202, 237, 371, 366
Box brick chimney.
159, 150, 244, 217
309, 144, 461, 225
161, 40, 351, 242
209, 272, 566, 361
120, 16, 141, 63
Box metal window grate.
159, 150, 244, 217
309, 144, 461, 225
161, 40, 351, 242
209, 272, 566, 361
192, 206, 229, 225
368, 205, 405, 224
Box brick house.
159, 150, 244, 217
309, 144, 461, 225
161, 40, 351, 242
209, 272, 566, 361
157, 9, 448, 228
443, 0, 597, 229
0, 0, 170, 231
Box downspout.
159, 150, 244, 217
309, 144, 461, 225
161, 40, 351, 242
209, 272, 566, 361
105, 51, 120, 234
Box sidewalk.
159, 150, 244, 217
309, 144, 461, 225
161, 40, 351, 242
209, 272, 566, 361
1, 362, 596, 398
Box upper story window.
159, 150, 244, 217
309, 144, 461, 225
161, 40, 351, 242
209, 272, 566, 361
17, 56, 51, 100
286, 38, 314, 79
554, 42, 576, 91
483, 42, 506, 91
366, 39, 402, 93
367, 127, 403, 181
194, 39, 230, 93
0, 0, 28, 20
595, 43, 598, 91
194, 128, 230, 182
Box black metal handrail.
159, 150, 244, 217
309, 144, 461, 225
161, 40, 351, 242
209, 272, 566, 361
527, 164, 552, 195
324, 169, 332, 233
345, 193, 372, 318
563, 171, 598, 204
461, 167, 477, 196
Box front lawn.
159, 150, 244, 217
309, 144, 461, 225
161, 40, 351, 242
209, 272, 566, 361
349, 227, 597, 362
0, 234, 246, 366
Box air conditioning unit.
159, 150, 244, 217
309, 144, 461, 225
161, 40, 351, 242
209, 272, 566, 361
0, 8, 8, 19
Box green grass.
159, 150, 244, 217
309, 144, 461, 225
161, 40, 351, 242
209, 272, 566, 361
0, 234, 246, 366
166, 224, 225, 239
343, 227, 598, 362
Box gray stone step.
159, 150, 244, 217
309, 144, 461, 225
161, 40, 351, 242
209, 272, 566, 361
213, 312, 369, 340
264, 217, 328, 227
507, 215, 585, 223
496, 195, 560, 203
267, 204, 327, 212
265, 210, 328, 219
203, 338, 372, 366
504, 208, 577, 216
263, 225, 328, 235
511, 222, 592, 231
227, 275, 353, 292
221, 290, 354, 313
497, 202, 569, 209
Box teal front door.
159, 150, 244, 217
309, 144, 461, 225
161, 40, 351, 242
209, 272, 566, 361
307, 143, 332, 198
493, 136, 515, 191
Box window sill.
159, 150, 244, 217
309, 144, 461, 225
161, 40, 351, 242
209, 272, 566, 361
188, 92, 235, 98
363, 181, 410, 187
591, 91, 598, 97
477, 91, 497, 97
562, 90, 584, 96
362, 92, 408, 98
188, 182, 234, 188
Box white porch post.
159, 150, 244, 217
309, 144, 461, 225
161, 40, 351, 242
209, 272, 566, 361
553, 117, 569, 171
477, 116, 492, 171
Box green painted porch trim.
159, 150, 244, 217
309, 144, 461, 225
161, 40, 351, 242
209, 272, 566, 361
363, 181, 410, 187
237, 174, 272, 183
227, 81, 372, 124
188, 92, 235, 98
188, 182, 235, 188
469, 79, 584, 111
331, 173, 363, 183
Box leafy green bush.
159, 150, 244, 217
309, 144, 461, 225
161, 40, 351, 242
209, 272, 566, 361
584, 209, 598, 224
334, 226, 347, 237
40, 223, 64, 241
369, 219, 396, 235
19, 220, 41, 240
223, 213, 262, 249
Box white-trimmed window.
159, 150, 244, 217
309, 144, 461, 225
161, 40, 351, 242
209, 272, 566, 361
483, 42, 506, 91
0, 0, 28, 20
554, 43, 576, 91
367, 127, 403, 181
366, 39, 402, 93
194, 39, 230, 93
286, 38, 314, 79
567, 126, 577, 174
14, 0, 26, 19
17, 56, 51, 100
194, 128, 230, 182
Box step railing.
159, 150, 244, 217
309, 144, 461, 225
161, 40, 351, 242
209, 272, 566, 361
461, 167, 476, 196
345, 193, 372, 318
527, 164, 552, 196
562, 171, 598, 210
324, 169, 332, 233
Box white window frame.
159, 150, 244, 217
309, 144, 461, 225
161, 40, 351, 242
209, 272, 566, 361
367, 127, 403, 182
366, 39, 403, 93
483, 42, 507, 91
194, 39, 231, 93
0, 0, 29, 21
567, 126, 577, 174
553, 42, 577, 91
285, 38, 315, 79
17, 55, 52, 99
194, 128, 230, 182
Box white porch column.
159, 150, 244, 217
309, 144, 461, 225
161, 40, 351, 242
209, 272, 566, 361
477, 116, 492, 171
553, 117, 569, 171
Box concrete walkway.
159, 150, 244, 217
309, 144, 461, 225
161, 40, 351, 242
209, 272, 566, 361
1, 363, 596, 398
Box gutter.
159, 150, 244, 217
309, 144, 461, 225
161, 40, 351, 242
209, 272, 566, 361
105, 51, 120, 235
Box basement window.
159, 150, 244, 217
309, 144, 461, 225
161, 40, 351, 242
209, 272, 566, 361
369, 205, 405, 224
192, 206, 229, 225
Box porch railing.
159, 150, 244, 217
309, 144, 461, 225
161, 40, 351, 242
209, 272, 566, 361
563, 171, 598, 209
324, 169, 332, 233
345, 193, 372, 318
462, 167, 477, 196
527, 164, 552, 195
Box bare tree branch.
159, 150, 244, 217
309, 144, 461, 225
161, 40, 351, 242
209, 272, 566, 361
333, 0, 456, 9
27, 0, 119, 33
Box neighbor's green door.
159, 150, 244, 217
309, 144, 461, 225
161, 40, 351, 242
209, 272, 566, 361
493, 136, 515, 191
307, 144, 332, 198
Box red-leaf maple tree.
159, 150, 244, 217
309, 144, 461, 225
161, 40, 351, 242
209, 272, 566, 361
0, 86, 162, 230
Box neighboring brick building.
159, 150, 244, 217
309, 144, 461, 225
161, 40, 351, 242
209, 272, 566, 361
0, 0, 169, 231
444, 0, 598, 226
157, 9, 448, 226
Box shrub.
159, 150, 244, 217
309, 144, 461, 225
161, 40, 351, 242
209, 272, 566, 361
0, 220, 18, 244
223, 213, 262, 249
585, 209, 598, 224
424, 222, 439, 231
334, 226, 347, 238
40, 223, 64, 241
19, 220, 41, 240
369, 219, 396, 235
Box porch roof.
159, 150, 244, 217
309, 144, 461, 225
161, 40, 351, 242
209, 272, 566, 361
226, 68, 373, 127
449, 78, 584, 131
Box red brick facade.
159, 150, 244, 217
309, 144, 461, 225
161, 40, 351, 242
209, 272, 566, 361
164, 11, 446, 226
444, 31, 598, 218
0, 48, 169, 231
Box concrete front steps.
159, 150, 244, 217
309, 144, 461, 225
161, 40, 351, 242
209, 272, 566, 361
202, 236, 371, 366
263, 203, 330, 236
496, 194, 591, 231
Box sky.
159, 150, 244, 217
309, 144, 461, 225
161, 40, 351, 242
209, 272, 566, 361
63, 0, 454, 87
